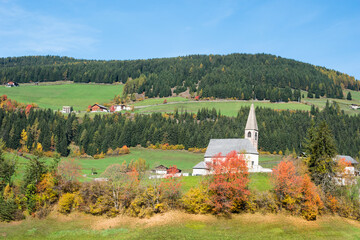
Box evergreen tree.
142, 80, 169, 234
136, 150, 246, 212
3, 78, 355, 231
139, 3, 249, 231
347, 92, 352, 100
304, 121, 337, 192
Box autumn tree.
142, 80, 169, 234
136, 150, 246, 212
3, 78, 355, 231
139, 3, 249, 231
57, 159, 82, 183
272, 159, 323, 220
206, 151, 250, 216
159, 165, 182, 208
102, 164, 139, 210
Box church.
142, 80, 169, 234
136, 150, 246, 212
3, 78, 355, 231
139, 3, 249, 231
192, 104, 272, 175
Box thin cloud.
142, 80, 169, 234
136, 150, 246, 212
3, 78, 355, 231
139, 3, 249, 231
0, 2, 98, 56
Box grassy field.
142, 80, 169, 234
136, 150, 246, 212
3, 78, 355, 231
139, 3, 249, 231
135, 101, 311, 117
0, 83, 123, 111
132, 97, 189, 106
301, 89, 360, 115
7, 148, 277, 192
1, 211, 359, 239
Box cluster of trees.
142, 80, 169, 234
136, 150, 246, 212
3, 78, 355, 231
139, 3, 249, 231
2, 124, 359, 222
1, 54, 357, 100
0, 108, 74, 156
1, 101, 360, 158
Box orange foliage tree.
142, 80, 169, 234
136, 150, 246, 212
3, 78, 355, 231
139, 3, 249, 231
272, 160, 323, 220
206, 151, 250, 215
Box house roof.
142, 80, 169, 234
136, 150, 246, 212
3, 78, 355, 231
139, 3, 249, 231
335, 155, 358, 164
193, 161, 208, 169
91, 104, 108, 109
245, 104, 258, 130
154, 165, 168, 170
204, 138, 258, 158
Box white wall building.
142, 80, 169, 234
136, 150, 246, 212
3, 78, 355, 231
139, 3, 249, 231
192, 104, 271, 175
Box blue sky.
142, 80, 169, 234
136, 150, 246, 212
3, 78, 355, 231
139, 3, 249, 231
0, 0, 359, 79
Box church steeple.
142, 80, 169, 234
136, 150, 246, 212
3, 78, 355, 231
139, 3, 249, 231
245, 104, 258, 150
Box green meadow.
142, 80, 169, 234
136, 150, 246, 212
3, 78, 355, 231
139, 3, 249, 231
0, 83, 123, 111
1, 211, 359, 240
7, 148, 279, 192
135, 101, 311, 117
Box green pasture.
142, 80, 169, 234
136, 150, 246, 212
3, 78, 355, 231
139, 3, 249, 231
7, 148, 278, 192
132, 96, 189, 106
1, 211, 359, 240
135, 101, 311, 117
0, 84, 123, 111
301, 89, 360, 115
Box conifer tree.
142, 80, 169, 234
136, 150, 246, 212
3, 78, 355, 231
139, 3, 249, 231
304, 121, 337, 192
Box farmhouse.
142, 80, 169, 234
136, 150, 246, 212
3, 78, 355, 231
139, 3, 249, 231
335, 155, 358, 175
5, 81, 19, 87
153, 165, 168, 175
192, 104, 271, 176
61, 106, 72, 114
89, 103, 108, 112
110, 104, 131, 112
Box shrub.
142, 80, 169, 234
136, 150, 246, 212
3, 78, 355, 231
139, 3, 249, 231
58, 193, 75, 214
128, 186, 164, 218
89, 195, 112, 215
182, 187, 212, 214
247, 190, 279, 214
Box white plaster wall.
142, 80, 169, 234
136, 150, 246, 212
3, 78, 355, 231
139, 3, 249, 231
193, 168, 209, 176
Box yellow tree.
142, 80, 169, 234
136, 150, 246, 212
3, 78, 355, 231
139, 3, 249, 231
20, 129, 28, 152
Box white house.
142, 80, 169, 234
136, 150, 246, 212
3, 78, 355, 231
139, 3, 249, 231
61, 106, 72, 114
111, 104, 132, 112
350, 104, 360, 110
334, 155, 359, 179
192, 104, 271, 176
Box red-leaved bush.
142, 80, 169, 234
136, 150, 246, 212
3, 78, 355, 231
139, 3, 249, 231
207, 151, 250, 216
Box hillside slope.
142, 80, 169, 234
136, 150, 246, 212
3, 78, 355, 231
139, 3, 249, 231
0, 54, 358, 100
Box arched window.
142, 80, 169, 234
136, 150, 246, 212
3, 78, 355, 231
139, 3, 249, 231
248, 131, 251, 138
255, 132, 257, 140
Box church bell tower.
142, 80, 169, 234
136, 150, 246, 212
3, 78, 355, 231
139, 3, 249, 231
245, 104, 258, 150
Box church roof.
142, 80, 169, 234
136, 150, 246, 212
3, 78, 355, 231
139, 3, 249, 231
245, 104, 258, 130
204, 139, 258, 158
335, 155, 358, 164
193, 161, 208, 169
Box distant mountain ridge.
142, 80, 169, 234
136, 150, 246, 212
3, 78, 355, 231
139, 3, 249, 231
0, 54, 358, 100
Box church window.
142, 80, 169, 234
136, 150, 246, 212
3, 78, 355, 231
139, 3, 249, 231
255, 132, 257, 140
248, 131, 251, 138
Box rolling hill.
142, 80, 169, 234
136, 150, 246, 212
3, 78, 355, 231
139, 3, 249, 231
0, 54, 358, 101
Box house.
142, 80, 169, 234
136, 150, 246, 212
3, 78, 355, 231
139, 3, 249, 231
5, 81, 19, 87
334, 155, 358, 176
192, 104, 271, 176
110, 104, 131, 112
350, 104, 360, 110
61, 106, 72, 114
153, 165, 168, 175
167, 166, 182, 174
89, 104, 108, 112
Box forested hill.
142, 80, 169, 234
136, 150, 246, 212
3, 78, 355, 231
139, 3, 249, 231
0, 54, 358, 100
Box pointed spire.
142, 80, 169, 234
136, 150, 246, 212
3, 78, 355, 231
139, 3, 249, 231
245, 104, 258, 130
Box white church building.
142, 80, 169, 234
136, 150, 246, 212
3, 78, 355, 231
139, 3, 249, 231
192, 104, 272, 175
